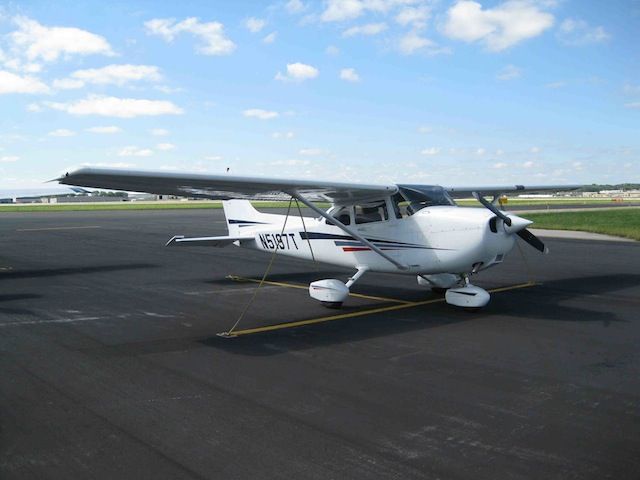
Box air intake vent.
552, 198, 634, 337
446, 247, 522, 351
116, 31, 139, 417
489, 216, 498, 233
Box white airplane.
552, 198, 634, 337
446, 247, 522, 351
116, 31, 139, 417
59, 168, 579, 309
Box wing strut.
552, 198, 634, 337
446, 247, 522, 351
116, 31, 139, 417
290, 192, 408, 271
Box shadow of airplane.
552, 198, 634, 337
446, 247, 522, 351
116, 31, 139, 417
203, 269, 436, 302
198, 273, 640, 356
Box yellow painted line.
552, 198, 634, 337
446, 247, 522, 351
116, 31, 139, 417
488, 281, 538, 293
16, 225, 102, 232
226, 275, 413, 304
223, 281, 539, 337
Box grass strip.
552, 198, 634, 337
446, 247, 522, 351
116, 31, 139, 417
526, 209, 640, 241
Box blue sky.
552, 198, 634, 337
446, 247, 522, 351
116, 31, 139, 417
0, 0, 638, 188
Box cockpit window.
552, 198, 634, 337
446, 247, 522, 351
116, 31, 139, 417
354, 201, 388, 224
396, 185, 456, 215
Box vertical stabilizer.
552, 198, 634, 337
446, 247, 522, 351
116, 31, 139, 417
222, 200, 272, 236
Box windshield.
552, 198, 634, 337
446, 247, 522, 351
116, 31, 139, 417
397, 185, 456, 214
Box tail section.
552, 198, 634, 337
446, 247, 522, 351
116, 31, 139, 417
223, 200, 273, 236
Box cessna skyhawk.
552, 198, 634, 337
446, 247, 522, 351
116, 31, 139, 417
59, 168, 579, 309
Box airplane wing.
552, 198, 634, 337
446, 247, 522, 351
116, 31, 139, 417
58, 168, 397, 204
445, 184, 582, 199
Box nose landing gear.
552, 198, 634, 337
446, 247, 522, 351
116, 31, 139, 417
444, 275, 490, 309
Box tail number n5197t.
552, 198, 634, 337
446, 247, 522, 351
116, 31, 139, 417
259, 233, 299, 250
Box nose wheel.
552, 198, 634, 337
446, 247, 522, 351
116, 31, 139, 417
444, 276, 490, 309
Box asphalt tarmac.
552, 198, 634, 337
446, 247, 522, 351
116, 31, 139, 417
1, 209, 639, 479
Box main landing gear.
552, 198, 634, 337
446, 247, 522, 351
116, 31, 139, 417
309, 268, 490, 310
309, 267, 368, 308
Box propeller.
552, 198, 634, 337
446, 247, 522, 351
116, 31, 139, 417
472, 192, 548, 254
516, 228, 547, 253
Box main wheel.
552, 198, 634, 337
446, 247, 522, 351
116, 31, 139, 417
321, 301, 343, 309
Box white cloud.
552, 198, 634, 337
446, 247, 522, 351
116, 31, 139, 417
60, 64, 162, 88
275, 62, 319, 82
150, 128, 169, 136
545, 81, 566, 89
86, 126, 122, 134
204, 155, 223, 161
442, 0, 555, 52
493, 162, 508, 169
9, 16, 114, 62
496, 64, 522, 80
26, 102, 43, 112
156, 142, 175, 151
245, 17, 266, 33
299, 148, 323, 156
340, 68, 360, 82
243, 108, 279, 120
395, 6, 430, 28
80, 162, 136, 168
476, 147, 486, 155
285, 0, 305, 14
342, 23, 388, 37
530, 146, 540, 153
321, 0, 367, 22
418, 126, 432, 133
272, 131, 294, 139
623, 83, 640, 96
0, 70, 49, 94
44, 95, 184, 118
263, 32, 277, 44
625, 102, 640, 109
154, 85, 183, 94
272, 159, 310, 166
558, 19, 610, 46
0, 155, 20, 162
326, 45, 340, 56
118, 146, 153, 157
52, 78, 84, 90
320, 0, 400, 22
421, 147, 440, 155
144, 17, 235, 55
523, 161, 535, 168
572, 161, 583, 170
48, 128, 76, 137
3, 58, 43, 73
398, 31, 449, 56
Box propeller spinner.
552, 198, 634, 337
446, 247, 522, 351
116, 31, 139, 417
472, 192, 548, 254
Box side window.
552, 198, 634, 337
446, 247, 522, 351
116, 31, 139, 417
327, 206, 351, 225
354, 201, 388, 224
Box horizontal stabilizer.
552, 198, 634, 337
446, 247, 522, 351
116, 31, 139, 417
165, 234, 253, 247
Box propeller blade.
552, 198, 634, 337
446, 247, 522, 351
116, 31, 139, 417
517, 228, 548, 253
472, 192, 511, 226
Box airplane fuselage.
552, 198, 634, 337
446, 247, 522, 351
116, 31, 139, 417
232, 206, 516, 276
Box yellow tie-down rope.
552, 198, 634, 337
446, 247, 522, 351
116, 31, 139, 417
219, 196, 318, 337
